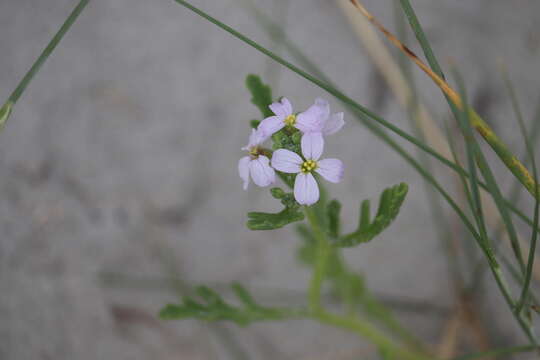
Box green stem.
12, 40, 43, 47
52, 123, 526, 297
312, 311, 433, 360
7, 0, 90, 105
305, 206, 330, 312
304, 205, 429, 357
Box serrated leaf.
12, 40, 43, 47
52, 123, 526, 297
231, 282, 258, 309
247, 206, 304, 230
246, 74, 273, 118
333, 183, 408, 248
159, 284, 303, 326
247, 190, 304, 230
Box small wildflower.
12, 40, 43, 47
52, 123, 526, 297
271, 132, 344, 205
238, 129, 276, 190
258, 97, 321, 139
301, 98, 345, 135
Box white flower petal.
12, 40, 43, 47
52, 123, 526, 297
271, 149, 302, 173
294, 173, 320, 205
295, 99, 328, 133
280, 97, 293, 116
249, 128, 266, 147
314, 98, 330, 120
238, 156, 251, 190
249, 156, 275, 187
241, 128, 265, 150
323, 112, 345, 135
258, 115, 284, 139
301, 132, 324, 161
296, 111, 322, 133
269, 97, 292, 117
315, 158, 344, 183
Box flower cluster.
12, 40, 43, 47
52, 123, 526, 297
238, 97, 344, 205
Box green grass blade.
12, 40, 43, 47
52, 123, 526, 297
6, 0, 90, 108
451, 72, 540, 342
454, 72, 525, 274
398, 0, 444, 79
452, 74, 488, 246
483, 99, 540, 293
399, 0, 539, 201
504, 73, 540, 313
443, 122, 480, 268
393, 2, 463, 287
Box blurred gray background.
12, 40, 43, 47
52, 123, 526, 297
1, 0, 540, 359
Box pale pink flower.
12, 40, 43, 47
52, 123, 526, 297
238, 129, 275, 190
258, 97, 322, 139
271, 133, 344, 205
301, 98, 345, 135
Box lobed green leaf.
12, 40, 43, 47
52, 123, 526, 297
159, 284, 304, 326
334, 183, 408, 248
247, 189, 304, 230
245, 74, 273, 118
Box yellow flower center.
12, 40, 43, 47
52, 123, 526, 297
301, 159, 318, 173
284, 114, 296, 126
249, 146, 259, 158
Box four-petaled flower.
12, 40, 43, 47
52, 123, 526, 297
238, 129, 276, 190
258, 97, 322, 139
271, 133, 344, 205
301, 98, 345, 136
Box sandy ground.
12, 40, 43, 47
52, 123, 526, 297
1, 0, 540, 359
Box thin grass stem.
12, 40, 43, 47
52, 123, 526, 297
7, 0, 90, 106
503, 72, 540, 314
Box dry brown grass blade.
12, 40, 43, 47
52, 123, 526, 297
337, 0, 540, 284
437, 309, 462, 359
336, 0, 452, 160
348, 0, 461, 107
348, 0, 539, 200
